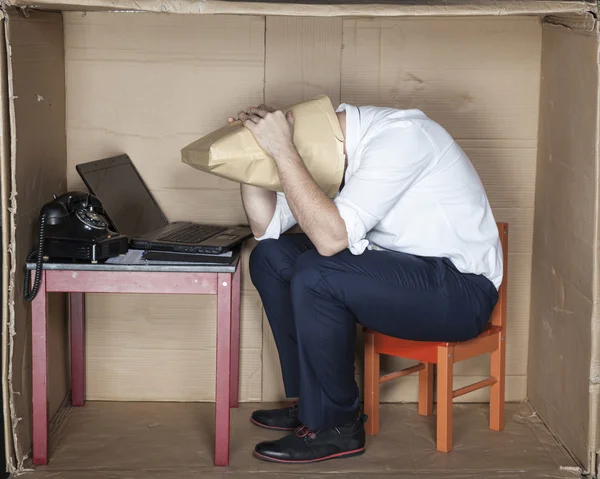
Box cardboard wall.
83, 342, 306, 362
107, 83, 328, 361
62, 13, 541, 404
342, 16, 542, 403
528, 22, 599, 468
5, 10, 68, 467
64, 13, 266, 402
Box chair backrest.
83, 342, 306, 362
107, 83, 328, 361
490, 222, 508, 329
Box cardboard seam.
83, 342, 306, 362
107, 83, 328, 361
590, 25, 600, 475
530, 384, 589, 472
2, 8, 24, 470
527, 398, 585, 474
262, 14, 266, 108
47, 394, 72, 445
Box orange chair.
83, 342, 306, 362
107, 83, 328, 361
363, 222, 508, 452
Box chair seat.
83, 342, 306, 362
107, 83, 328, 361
364, 324, 502, 364
362, 222, 508, 452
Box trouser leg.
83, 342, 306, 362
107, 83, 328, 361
249, 234, 314, 397
290, 249, 497, 430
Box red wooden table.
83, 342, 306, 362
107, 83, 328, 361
28, 256, 241, 467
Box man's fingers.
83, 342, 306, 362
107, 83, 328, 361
239, 109, 266, 124
238, 110, 256, 121
248, 107, 268, 118
236, 104, 275, 124
258, 104, 276, 113
242, 113, 263, 129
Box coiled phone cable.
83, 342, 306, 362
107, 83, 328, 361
23, 213, 47, 302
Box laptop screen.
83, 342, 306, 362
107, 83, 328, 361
77, 155, 168, 239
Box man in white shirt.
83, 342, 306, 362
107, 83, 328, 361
230, 101, 502, 464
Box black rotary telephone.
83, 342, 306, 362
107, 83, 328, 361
24, 191, 128, 302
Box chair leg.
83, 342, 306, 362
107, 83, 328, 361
418, 363, 434, 416
436, 346, 454, 453
364, 332, 380, 435
490, 331, 506, 431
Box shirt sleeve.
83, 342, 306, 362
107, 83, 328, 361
255, 192, 297, 241
334, 122, 436, 254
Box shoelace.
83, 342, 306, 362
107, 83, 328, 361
296, 425, 319, 440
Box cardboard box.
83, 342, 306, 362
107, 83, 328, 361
0, 1, 598, 476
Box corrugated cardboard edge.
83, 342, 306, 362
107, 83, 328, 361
0, 8, 15, 474
545, 12, 597, 31
3, 0, 597, 16
2, 8, 22, 472
591, 17, 600, 477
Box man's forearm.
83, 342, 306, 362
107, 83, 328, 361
232, 104, 348, 255
240, 184, 276, 238
275, 148, 348, 256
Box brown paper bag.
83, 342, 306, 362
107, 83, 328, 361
181, 94, 345, 198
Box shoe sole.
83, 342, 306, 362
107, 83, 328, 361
250, 417, 297, 431
253, 447, 366, 464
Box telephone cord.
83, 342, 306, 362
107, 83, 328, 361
23, 213, 47, 302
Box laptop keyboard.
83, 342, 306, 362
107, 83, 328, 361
157, 224, 227, 244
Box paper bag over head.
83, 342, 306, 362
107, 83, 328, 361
181, 94, 346, 198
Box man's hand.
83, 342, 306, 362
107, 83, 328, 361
229, 103, 348, 256
229, 104, 296, 160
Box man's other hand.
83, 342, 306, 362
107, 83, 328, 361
230, 104, 296, 160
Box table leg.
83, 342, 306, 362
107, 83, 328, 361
229, 266, 241, 408
31, 271, 48, 465
69, 293, 86, 407
215, 273, 232, 466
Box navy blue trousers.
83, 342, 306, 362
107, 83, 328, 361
250, 234, 498, 431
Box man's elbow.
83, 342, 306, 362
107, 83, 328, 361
316, 235, 348, 257
251, 225, 266, 239
248, 219, 269, 239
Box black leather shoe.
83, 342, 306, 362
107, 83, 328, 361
254, 414, 367, 463
251, 402, 301, 431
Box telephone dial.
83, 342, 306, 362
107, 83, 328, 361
24, 191, 128, 302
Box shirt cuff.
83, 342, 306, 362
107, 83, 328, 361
255, 204, 284, 241
334, 197, 370, 255
255, 195, 297, 241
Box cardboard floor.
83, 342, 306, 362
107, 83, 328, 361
13, 402, 580, 479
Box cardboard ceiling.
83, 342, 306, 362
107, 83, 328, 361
3, 0, 597, 16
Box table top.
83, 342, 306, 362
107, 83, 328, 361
26, 248, 240, 274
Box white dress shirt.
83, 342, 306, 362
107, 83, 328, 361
256, 103, 503, 290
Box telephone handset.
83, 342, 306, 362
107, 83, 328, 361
24, 191, 129, 302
